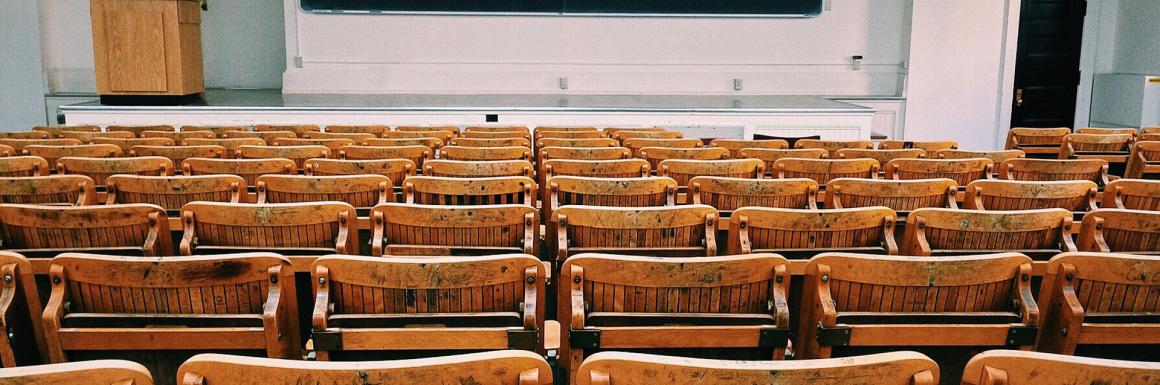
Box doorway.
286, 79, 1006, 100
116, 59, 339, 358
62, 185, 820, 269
1010, 0, 1087, 128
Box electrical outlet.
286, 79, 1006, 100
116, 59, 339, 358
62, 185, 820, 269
559, 77, 569, 90
293, 56, 303, 68
733, 78, 743, 91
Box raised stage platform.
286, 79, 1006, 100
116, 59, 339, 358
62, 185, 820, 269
61, 89, 877, 139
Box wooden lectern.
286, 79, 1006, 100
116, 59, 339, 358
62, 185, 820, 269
90, 0, 204, 105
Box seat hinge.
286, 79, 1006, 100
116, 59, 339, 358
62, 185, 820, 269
569, 328, 601, 349
311, 330, 343, 350
507, 329, 538, 351
815, 324, 852, 346
1006, 325, 1038, 346
758, 326, 791, 348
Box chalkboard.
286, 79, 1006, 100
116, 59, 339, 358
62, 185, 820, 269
301, 0, 824, 16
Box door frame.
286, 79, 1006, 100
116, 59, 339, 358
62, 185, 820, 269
993, 0, 1023, 149
1075, 0, 1119, 130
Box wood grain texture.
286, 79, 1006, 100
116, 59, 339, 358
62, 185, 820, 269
129, 145, 226, 165
538, 138, 618, 149
372, 203, 538, 256
728, 207, 898, 257
902, 208, 1075, 259
575, 351, 937, 385
999, 159, 1110, 186
659, 159, 763, 189
708, 139, 789, 158
339, 145, 431, 168
827, 178, 957, 212
58, 156, 175, 186
181, 158, 294, 186
181, 138, 265, 158
0, 175, 96, 206
221, 130, 296, 143
0, 359, 152, 385
0, 203, 172, 257
257, 174, 392, 208
304, 159, 415, 188
0, 251, 48, 366
235, 145, 330, 170
689, 177, 818, 211
1077, 209, 1160, 253
878, 140, 958, 157
964, 180, 1097, 212
321, 125, 390, 135
252, 124, 321, 135
449, 138, 532, 148
773, 158, 879, 186
1103, 179, 1160, 211
442, 146, 532, 162
180, 202, 358, 256
836, 149, 926, 165
59, 131, 134, 143
553, 205, 718, 260
963, 350, 1160, 385
622, 138, 701, 155
362, 137, 444, 150
937, 149, 1026, 164
425, 160, 534, 178
1005, 127, 1071, 155
637, 148, 729, 171
0, 157, 50, 177
1126, 141, 1160, 178
795, 139, 875, 152
406, 176, 535, 206
382, 130, 456, 143
885, 158, 993, 185
107, 175, 244, 210
25, 145, 121, 172
547, 176, 677, 223
0, 139, 82, 153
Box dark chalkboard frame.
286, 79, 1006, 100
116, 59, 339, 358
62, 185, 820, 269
300, 0, 824, 17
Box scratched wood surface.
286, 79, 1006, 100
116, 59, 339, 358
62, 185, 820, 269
962, 350, 1160, 385
659, 159, 763, 189
0, 132, 49, 140
728, 207, 898, 257
879, 140, 959, 157
59, 131, 134, 143
538, 138, 619, 149
0, 359, 152, 385
257, 175, 392, 208
320, 125, 390, 135
575, 351, 938, 385
338, 145, 431, 170
25, 145, 120, 172
57, 157, 175, 186
836, 148, 926, 165
1075, 127, 1139, 136
301, 131, 377, 142
442, 146, 533, 162
613, 131, 683, 144
32, 125, 100, 137
177, 126, 247, 137
235, 145, 329, 170
107, 175, 244, 209
535, 126, 599, 137
536, 131, 608, 141
885, 158, 993, 186
708, 139, 789, 158
395, 126, 461, 135
964, 180, 1097, 212
0, 144, 13, 157
271, 138, 354, 158
372, 203, 538, 256
689, 177, 818, 211
795, 139, 875, 152
91, 138, 176, 153
0, 203, 172, 257
382, 130, 456, 143
739, 148, 828, 174
827, 178, 957, 212
553, 205, 718, 260
140, 131, 216, 143
903, 208, 1075, 258
637, 148, 729, 171
128, 145, 226, 165
1005, 127, 1071, 156
0, 175, 96, 206
180, 138, 265, 158
547, 176, 676, 222
622, 138, 701, 156
999, 159, 1110, 186
304, 159, 415, 188
252, 124, 321, 135
406, 176, 535, 206
181, 158, 294, 187
449, 137, 532, 148
106, 125, 176, 137
1102, 179, 1160, 210
1076, 209, 1160, 253
0, 139, 82, 153
936, 149, 1026, 164
180, 202, 358, 256
221, 130, 296, 143
543, 159, 649, 181
463, 130, 532, 140
362, 137, 444, 150
774, 158, 879, 186
426, 160, 534, 178
0, 156, 50, 177
1126, 141, 1160, 178
464, 125, 528, 133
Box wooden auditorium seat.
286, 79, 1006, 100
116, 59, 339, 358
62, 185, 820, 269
773, 158, 880, 186
545, 176, 678, 222
936, 149, 1026, 163
91, 137, 175, 153
1058, 134, 1134, 174
448, 137, 532, 148
962, 350, 1160, 385
463, 130, 532, 140
727, 207, 898, 258
0, 203, 171, 258
140, 130, 217, 142
57, 156, 175, 186
999, 158, 1110, 187
835, 148, 927, 165
794, 139, 875, 152
339, 145, 431, 168
371, 203, 538, 256
574, 351, 938, 385
902, 208, 1075, 259
362, 137, 444, 150
1005, 127, 1071, 158
602, 127, 668, 135
300, 131, 377, 142
382, 130, 456, 143
708, 139, 789, 158
637, 147, 729, 170
1076, 209, 1160, 253
271, 137, 355, 157
425, 160, 535, 178
827, 178, 958, 214
0, 175, 96, 206
964, 180, 1098, 213
535, 131, 607, 141
405, 176, 536, 206
0, 156, 50, 177
105, 125, 175, 136
552, 205, 718, 261
688, 177, 819, 213
0, 138, 82, 154
542, 159, 649, 180
128, 145, 227, 165
256, 174, 393, 209
221, 130, 296, 142
1125, 140, 1160, 178
535, 125, 599, 136
441, 146, 533, 162
235, 145, 330, 170
32, 125, 101, 137
182, 158, 295, 186
322, 124, 390, 135
537, 138, 619, 148
24, 144, 121, 172
1102, 179, 1160, 210
612, 130, 683, 142
394, 126, 461, 135
0, 360, 151, 384
107, 175, 245, 213
252, 124, 321, 135
310, 255, 546, 359
180, 202, 358, 255
0, 252, 47, 367
739, 148, 828, 173
621, 138, 701, 155
177, 125, 246, 137
181, 138, 266, 158
0, 144, 13, 157
658, 158, 763, 190
0, 131, 50, 140
878, 139, 959, 156
1075, 127, 1139, 136
304, 158, 415, 188
884, 158, 993, 185
538, 147, 632, 182
59, 131, 134, 143
464, 125, 528, 133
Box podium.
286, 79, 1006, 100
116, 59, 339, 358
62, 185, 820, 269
90, 0, 204, 105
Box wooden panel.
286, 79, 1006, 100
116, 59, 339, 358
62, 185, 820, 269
104, 7, 168, 92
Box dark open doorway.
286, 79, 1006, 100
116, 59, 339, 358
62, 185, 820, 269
1010, 0, 1087, 128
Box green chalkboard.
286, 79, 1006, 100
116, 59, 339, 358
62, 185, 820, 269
301, 0, 823, 16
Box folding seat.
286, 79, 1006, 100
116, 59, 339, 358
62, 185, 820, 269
180, 202, 358, 255
937, 149, 1026, 164
107, 175, 245, 213
535, 125, 598, 135
552, 205, 718, 261
448, 137, 532, 148
310, 255, 546, 359
0, 138, 81, 154
689, 177, 818, 214
371, 203, 537, 256
1058, 133, 1134, 175
611, 130, 683, 143
561, 254, 792, 382
1145, 127, 1160, 135
140, 130, 216, 143
32, 125, 100, 138
637, 147, 729, 171
182, 158, 294, 187
999, 158, 1110, 186
0, 144, 13, 157
1125, 140, 1160, 178
0, 175, 96, 206
1075, 127, 1138, 136
657, 158, 763, 189
728, 207, 898, 258
256, 174, 393, 209
539, 146, 631, 163
963, 350, 1160, 385
602, 127, 667, 135
1076, 209, 1160, 253
362, 137, 444, 150
574, 351, 938, 385
542, 159, 648, 180
1102, 179, 1160, 210
24, 144, 120, 172
1037, 252, 1160, 354
463, 130, 532, 140
545, 176, 677, 223
773, 158, 879, 186
425, 159, 534, 178
382, 130, 456, 143
835, 149, 926, 166
128, 145, 226, 166
59, 131, 134, 143
464, 125, 528, 133
221, 130, 296, 142
0, 360, 151, 384
405, 176, 535, 206
300, 131, 377, 142
0, 252, 47, 366
57, 156, 174, 186
320, 124, 389, 135
902, 208, 1075, 259
252, 123, 321, 135
395, 125, 461, 135
794, 139, 875, 152
964, 180, 1097, 213
43, 253, 300, 366
797, 253, 1038, 360
537, 138, 618, 149
878, 139, 959, 156
235, 145, 330, 170
708, 139, 789, 158
621, 138, 701, 155
535, 130, 607, 142
177, 125, 246, 137
1143, 133, 1160, 141
1005, 127, 1071, 158
180, 138, 265, 158
739, 148, 828, 174
271, 137, 354, 157
442, 146, 533, 162
90, 138, 176, 154
827, 178, 958, 214
885, 158, 994, 185
304, 158, 414, 188
0, 131, 49, 140
339, 145, 431, 169
0, 204, 171, 258
106, 125, 175, 137
0, 156, 50, 177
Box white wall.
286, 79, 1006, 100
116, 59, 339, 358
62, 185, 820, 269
0, 0, 48, 130
1112, 0, 1160, 75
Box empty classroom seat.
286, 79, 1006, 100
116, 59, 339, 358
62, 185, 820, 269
106, 125, 175, 136
57, 156, 175, 186
362, 137, 444, 150
182, 158, 295, 186
59, 131, 134, 143
0, 138, 82, 153
902, 208, 1075, 259
253, 124, 321, 135
304, 158, 415, 188
0, 175, 96, 206
561, 254, 792, 382
310, 255, 546, 359
107, 175, 245, 212
1005, 127, 1072, 158
405, 176, 536, 206
964, 180, 1098, 212
936, 149, 1026, 163
0, 131, 49, 140
574, 351, 938, 385
552, 205, 718, 261
836, 148, 927, 165
272, 138, 354, 157
463, 130, 532, 140
1102, 179, 1160, 210
658, 158, 763, 189
739, 148, 828, 172
708, 139, 789, 158
1058, 134, 1134, 175
322, 124, 390, 135
878, 140, 959, 156
796, 253, 1038, 359
637, 147, 729, 170
1075, 127, 1139, 136
773, 158, 880, 186
535, 131, 607, 141
222, 130, 297, 142
1145, 133, 1160, 141
542, 159, 649, 180
128, 145, 227, 165
962, 350, 1160, 385
537, 138, 619, 148
382, 130, 456, 143
999, 158, 1110, 186
449, 137, 532, 148
425, 160, 534, 178
25, 144, 121, 172
688, 177, 819, 212
545, 176, 677, 222
442, 146, 533, 162
827, 178, 958, 213
0, 204, 171, 258
795, 139, 875, 152
140, 130, 216, 142
1076, 209, 1160, 253
1036, 253, 1160, 355
339, 145, 431, 168
603, 127, 668, 134
372, 203, 538, 256
256, 174, 393, 209
538, 147, 632, 168
181, 138, 266, 157
180, 202, 358, 255
236, 145, 330, 169
622, 138, 702, 155
0, 252, 46, 366
612, 130, 683, 142
43, 253, 301, 365
884, 158, 994, 185
395, 125, 461, 134
300, 131, 377, 142
32, 125, 101, 137
1125, 140, 1160, 178
91, 137, 175, 153
0, 360, 152, 384
465, 125, 528, 133
536, 125, 599, 136
0, 144, 13, 156
177, 125, 246, 137
0, 156, 50, 177
727, 207, 898, 258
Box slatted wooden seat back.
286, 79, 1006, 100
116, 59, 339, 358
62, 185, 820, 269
964, 180, 1097, 212
44, 253, 299, 363
0, 131, 49, 140
621, 138, 702, 155
553, 205, 718, 261
1076, 209, 1160, 253
304, 158, 415, 188
180, 202, 357, 255
0, 138, 82, 153
658, 159, 763, 189
773, 158, 879, 186
999, 158, 1110, 186
1145, 127, 1160, 135
181, 158, 295, 187
542, 159, 649, 180
1103, 179, 1160, 210
536, 125, 599, 136
574, 351, 939, 385
177, 125, 246, 137
0, 175, 96, 206
32, 125, 101, 137
25, 144, 121, 172
797, 253, 1037, 359
795, 139, 875, 152
58, 156, 175, 186
1059, 133, 1134, 161
425, 160, 535, 178
1005, 127, 1071, 157
728, 207, 898, 258
963, 350, 1160, 385
936, 149, 1026, 164
0, 203, 171, 258
178, 351, 551, 385
257, 174, 392, 209
442, 146, 533, 162
362, 137, 444, 150
107, 175, 244, 212
540, 146, 632, 162
612, 131, 684, 143
372, 203, 538, 256
537, 138, 619, 149
1143, 133, 1160, 141
311, 255, 546, 358
739, 148, 828, 173
140, 130, 217, 142
546, 176, 677, 222
0, 144, 13, 157
1126, 140, 1160, 178
253, 124, 321, 135
321, 124, 390, 135
449, 138, 532, 148
0, 360, 152, 384
1075, 127, 1138, 136
271, 138, 355, 157
0, 252, 47, 367
465, 125, 528, 133
338, 145, 431, 170
463, 130, 532, 140
603, 127, 667, 135
885, 158, 994, 185
106, 125, 175, 137
827, 178, 958, 213
835, 149, 926, 166
382, 130, 456, 143
1036, 253, 1160, 354
91, 138, 176, 153
181, 138, 266, 158
221, 130, 296, 142
878, 140, 959, 156
300, 131, 377, 142
708, 139, 789, 158
536, 131, 607, 142
405, 176, 535, 206
903, 208, 1075, 259
129, 145, 226, 166
561, 254, 793, 381
0, 156, 50, 177
236, 145, 329, 170
59, 131, 135, 143
395, 125, 461, 135
638, 147, 730, 171
689, 177, 819, 212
